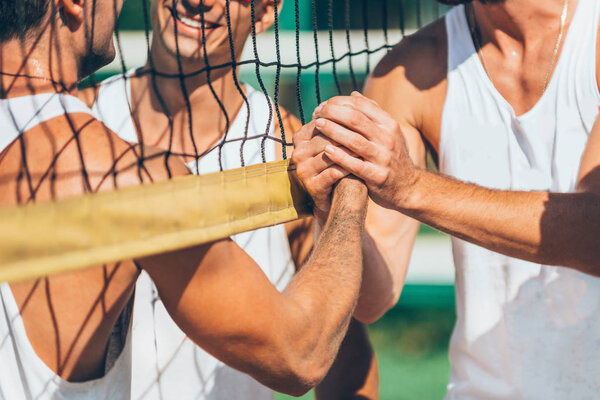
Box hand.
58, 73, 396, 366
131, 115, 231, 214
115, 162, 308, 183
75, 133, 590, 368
292, 120, 349, 221
313, 92, 418, 211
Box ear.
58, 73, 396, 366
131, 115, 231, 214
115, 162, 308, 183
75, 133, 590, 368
254, 0, 283, 35
56, 0, 85, 31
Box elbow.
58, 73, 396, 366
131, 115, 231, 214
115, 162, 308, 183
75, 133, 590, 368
254, 326, 333, 396
353, 286, 401, 324
270, 351, 331, 397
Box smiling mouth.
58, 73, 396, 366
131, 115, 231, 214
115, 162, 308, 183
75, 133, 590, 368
171, 8, 220, 31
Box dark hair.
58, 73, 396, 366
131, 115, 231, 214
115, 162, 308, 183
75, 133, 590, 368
0, 0, 50, 42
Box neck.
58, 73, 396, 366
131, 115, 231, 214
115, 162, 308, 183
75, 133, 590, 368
131, 38, 246, 154
0, 33, 79, 98
142, 36, 244, 119
473, 0, 572, 48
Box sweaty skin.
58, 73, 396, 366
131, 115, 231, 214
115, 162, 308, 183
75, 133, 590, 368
0, 0, 371, 396
294, 0, 600, 285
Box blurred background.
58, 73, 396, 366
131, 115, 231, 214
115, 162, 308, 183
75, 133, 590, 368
97, 1, 456, 398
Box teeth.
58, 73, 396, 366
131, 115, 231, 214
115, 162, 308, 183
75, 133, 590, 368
178, 15, 214, 30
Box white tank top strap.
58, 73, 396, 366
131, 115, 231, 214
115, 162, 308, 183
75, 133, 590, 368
92, 68, 138, 143
445, 5, 473, 73
0, 93, 94, 152
195, 84, 277, 174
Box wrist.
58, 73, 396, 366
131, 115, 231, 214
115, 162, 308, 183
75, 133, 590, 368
394, 167, 425, 212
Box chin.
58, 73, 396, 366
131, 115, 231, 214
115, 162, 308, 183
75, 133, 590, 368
160, 33, 210, 64
79, 46, 116, 81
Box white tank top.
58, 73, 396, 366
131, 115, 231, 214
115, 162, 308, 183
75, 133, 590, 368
0, 93, 133, 400
441, 2, 600, 398
94, 73, 295, 400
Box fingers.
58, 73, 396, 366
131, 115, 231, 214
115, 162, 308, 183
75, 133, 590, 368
313, 102, 378, 142
324, 145, 386, 187
314, 92, 396, 129
304, 165, 350, 213
314, 118, 380, 161
292, 120, 319, 147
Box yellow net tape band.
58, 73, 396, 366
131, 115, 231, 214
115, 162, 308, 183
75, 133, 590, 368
0, 160, 311, 284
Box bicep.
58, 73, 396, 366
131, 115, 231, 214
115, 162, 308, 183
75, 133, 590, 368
577, 117, 600, 194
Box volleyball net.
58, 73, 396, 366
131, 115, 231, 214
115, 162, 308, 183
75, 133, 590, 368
0, 0, 446, 283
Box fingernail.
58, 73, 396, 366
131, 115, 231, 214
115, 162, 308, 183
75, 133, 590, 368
325, 145, 336, 154
315, 119, 325, 128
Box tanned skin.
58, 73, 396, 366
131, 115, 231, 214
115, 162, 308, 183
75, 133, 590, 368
82, 0, 379, 396
293, 0, 600, 284
0, 0, 371, 396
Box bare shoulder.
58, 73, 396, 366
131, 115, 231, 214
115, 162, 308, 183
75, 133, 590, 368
366, 17, 447, 150
369, 18, 448, 95
0, 113, 188, 205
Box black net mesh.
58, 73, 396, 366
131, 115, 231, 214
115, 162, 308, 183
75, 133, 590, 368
86, 0, 447, 172
0, 0, 448, 280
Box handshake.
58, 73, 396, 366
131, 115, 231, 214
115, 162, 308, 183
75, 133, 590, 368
292, 91, 419, 218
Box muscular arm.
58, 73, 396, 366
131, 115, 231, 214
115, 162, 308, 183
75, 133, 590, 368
312, 20, 600, 276
394, 121, 600, 275
285, 204, 379, 400
138, 178, 368, 396
353, 55, 429, 323
314, 95, 600, 277
263, 106, 381, 398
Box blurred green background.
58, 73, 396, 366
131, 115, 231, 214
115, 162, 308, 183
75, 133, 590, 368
107, 1, 456, 398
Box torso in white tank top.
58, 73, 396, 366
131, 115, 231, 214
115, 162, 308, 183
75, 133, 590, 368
0, 93, 132, 400
94, 73, 295, 400
441, 1, 600, 398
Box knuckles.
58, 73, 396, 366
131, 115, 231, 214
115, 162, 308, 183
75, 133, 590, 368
381, 134, 395, 151
349, 111, 364, 129
372, 168, 389, 187
350, 134, 366, 150
379, 151, 392, 168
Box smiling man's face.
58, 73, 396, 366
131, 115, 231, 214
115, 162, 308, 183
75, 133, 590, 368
151, 0, 267, 69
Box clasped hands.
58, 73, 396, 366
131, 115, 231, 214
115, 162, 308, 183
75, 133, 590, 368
292, 91, 417, 219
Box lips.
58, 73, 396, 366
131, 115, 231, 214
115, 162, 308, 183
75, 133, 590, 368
167, 6, 221, 37
177, 14, 218, 30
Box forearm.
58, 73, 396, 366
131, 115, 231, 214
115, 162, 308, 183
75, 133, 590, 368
282, 180, 367, 385
138, 180, 367, 396
315, 318, 379, 400
401, 169, 600, 274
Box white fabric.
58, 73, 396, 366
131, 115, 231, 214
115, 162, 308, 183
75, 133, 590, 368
0, 93, 92, 151
441, 1, 600, 399
94, 73, 295, 400
0, 94, 132, 400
